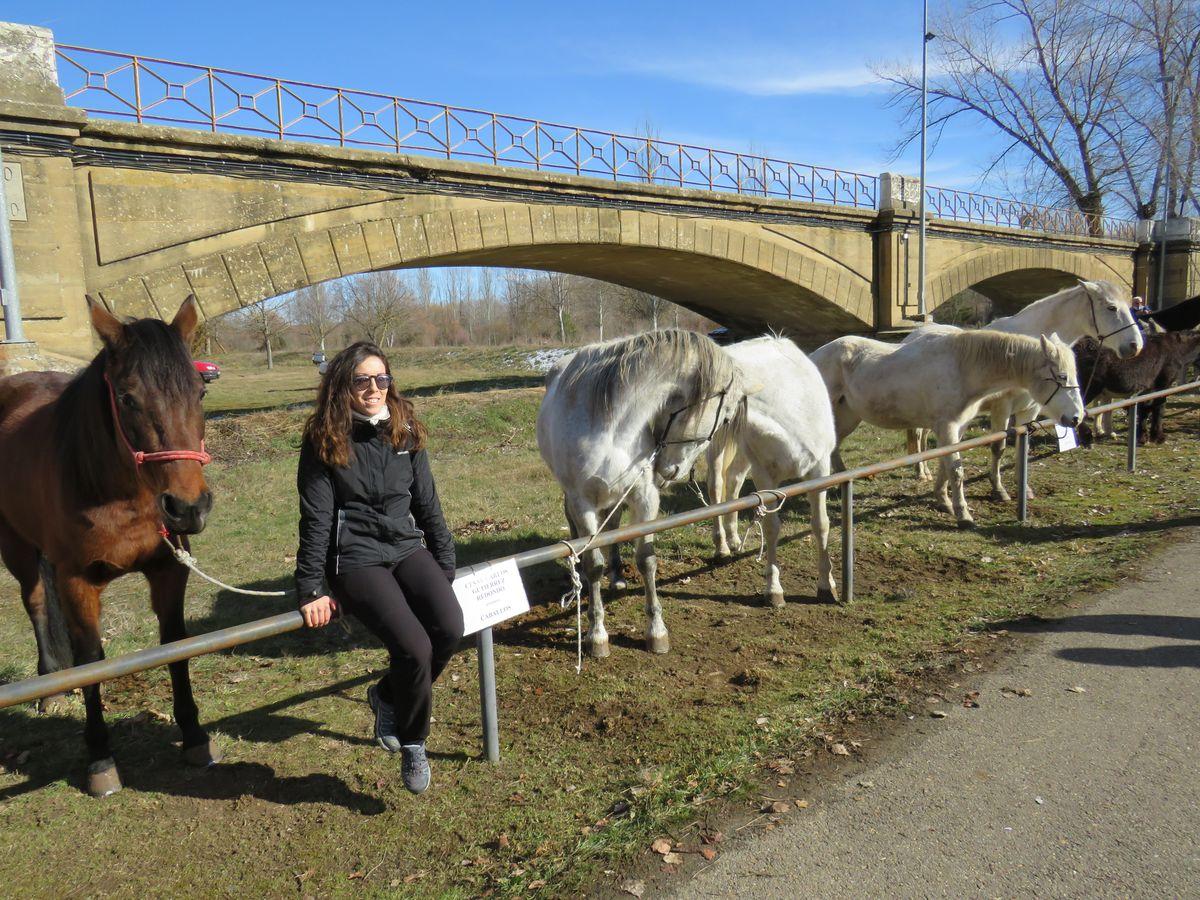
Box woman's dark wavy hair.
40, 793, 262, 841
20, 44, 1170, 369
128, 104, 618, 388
304, 341, 426, 467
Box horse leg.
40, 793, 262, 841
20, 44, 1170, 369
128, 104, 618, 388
627, 489, 668, 654
938, 424, 974, 527
1011, 405, 1038, 500
708, 440, 732, 559
1149, 394, 1167, 443
0, 525, 73, 711
809, 457, 838, 605
570, 503, 610, 658
908, 429, 932, 481
988, 403, 1012, 503
57, 572, 121, 797
145, 551, 221, 768
603, 508, 627, 590
726, 459, 751, 554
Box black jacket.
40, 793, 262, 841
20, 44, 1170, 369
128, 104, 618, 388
294, 419, 456, 601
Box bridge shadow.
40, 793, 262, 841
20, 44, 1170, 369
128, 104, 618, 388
981, 612, 1200, 670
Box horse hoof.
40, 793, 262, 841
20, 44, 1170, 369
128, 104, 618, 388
957, 519, 976, 530
765, 591, 786, 609
87, 758, 122, 798
714, 548, 732, 562
816, 587, 839, 605
610, 578, 628, 591
37, 694, 69, 715
646, 634, 671, 654
183, 739, 223, 768
990, 489, 1010, 503
590, 639, 611, 659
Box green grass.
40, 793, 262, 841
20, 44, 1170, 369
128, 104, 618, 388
1, 371, 1198, 897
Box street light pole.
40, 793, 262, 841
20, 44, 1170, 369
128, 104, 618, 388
917, 0, 935, 322
1155, 73, 1175, 311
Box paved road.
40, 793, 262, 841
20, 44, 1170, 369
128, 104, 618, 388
679, 532, 1200, 899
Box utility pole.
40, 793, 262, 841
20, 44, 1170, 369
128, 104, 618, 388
1154, 73, 1176, 311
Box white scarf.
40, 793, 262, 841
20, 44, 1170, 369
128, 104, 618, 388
352, 406, 392, 426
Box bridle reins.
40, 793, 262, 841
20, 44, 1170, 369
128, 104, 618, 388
104, 372, 212, 467
654, 375, 737, 452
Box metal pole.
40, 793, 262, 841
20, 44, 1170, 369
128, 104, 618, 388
1155, 74, 1175, 311
1127, 403, 1138, 472
841, 480, 854, 604
0, 146, 27, 343
1016, 431, 1029, 522
476, 628, 500, 763
917, 0, 933, 321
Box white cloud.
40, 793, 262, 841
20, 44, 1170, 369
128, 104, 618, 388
607, 52, 885, 96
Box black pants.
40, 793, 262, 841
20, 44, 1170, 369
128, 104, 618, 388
330, 548, 463, 743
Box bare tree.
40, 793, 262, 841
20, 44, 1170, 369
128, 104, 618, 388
291, 283, 338, 352
244, 299, 289, 369
338, 271, 416, 347
541, 272, 574, 343
621, 284, 667, 331
878, 0, 1199, 225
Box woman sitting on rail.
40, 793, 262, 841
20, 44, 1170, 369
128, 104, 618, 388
294, 342, 462, 795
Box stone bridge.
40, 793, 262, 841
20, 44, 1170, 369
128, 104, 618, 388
1, 22, 1190, 357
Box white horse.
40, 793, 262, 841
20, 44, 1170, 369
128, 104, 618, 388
537, 330, 748, 657
810, 330, 1085, 527
705, 337, 838, 606
904, 281, 1141, 499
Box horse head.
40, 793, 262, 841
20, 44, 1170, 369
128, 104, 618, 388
1037, 333, 1086, 429
88, 295, 213, 534
653, 345, 747, 484
1078, 280, 1143, 360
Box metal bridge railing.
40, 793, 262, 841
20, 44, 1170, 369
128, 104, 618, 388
2, 381, 1195, 762
53, 44, 877, 209
923, 185, 1138, 240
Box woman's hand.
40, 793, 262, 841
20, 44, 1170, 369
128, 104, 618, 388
301, 595, 338, 628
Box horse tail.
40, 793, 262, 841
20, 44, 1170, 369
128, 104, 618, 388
36, 555, 74, 671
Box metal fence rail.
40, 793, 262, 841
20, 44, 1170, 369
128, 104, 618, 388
923, 185, 1138, 240
2, 380, 1197, 760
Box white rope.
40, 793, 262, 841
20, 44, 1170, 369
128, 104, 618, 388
558, 449, 659, 675
161, 535, 291, 597
747, 489, 788, 562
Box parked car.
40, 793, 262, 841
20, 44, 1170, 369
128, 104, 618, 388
193, 360, 221, 383
311, 351, 326, 365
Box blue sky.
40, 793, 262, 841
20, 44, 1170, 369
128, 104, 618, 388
18, 0, 1010, 194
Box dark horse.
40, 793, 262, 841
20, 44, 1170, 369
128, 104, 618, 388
1143, 294, 1200, 332
0, 296, 218, 797
1075, 330, 1200, 445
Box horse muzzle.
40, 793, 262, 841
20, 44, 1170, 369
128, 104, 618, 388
1060, 414, 1082, 429
1118, 339, 1140, 359
159, 490, 213, 535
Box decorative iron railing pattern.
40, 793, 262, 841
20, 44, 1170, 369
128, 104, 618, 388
923, 185, 1137, 240
53, 45, 877, 209
53, 44, 1138, 239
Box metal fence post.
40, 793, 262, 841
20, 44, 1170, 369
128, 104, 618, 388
1016, 431, 1029, 523
477, 627, 500, 763
1127, 404, 1138, 473
841, 480, 854, 604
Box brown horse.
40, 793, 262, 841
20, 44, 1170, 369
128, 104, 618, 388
0, 296, 218, 797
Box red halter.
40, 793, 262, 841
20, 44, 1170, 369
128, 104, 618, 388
104, 372, 212, 467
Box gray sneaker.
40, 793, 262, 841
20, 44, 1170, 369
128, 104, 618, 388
400, 742, 431, 794
367, 684, 401, 753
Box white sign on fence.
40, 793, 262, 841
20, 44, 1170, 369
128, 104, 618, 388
1055, 425, 1078, 452
454, 557, 530, 635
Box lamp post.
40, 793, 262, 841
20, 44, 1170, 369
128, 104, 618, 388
1155, 73, 1175, 311
917, 0, 936, 322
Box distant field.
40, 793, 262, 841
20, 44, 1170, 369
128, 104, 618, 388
2, 351, 1199, 898
200, 346, 554, 414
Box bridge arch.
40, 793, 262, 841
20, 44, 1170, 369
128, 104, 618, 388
93, 201, 874, 334
928, 246, 1132, 318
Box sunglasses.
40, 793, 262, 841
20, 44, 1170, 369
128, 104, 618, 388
351, 374, 394, 390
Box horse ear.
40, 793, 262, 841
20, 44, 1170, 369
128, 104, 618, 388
1039, 333, 1052, 354
86, 294, 124, 347
170, 294, 200, 345
745, 381, 765, 395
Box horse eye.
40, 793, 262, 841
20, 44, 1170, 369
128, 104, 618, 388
120, 393, 138, 409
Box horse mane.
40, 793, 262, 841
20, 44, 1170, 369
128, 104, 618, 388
556, 329, 739, 420
951, 329, 1065, 381
54, 316, 197, 503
